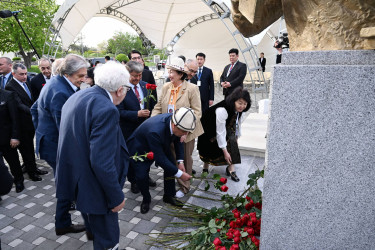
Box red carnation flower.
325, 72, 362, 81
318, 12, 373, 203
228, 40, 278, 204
245, 203, 252, 210
233, 230, 241, 237
234, 212, 241, 218
146, 83, 151, 89
251, 217, 257, 224
246, 195, 251, 201
229, 221, 236, 228
219, 177, 227, 184
146, 152, 154, 160
213, 237, 222, 246
226, 232, 233, 239
230, 244, 239, 250
250, 212, 256, 218
151, 84, 157, 90
233, 236, 241, 244
247, 228, 255, 235
251, 236, 257, 243
220, 185, 228, 192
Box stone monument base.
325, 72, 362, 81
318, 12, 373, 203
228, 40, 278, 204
261, 50, 375, 249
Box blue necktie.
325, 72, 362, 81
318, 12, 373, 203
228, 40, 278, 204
198, 68, 202, 80
22, 82, 32, 99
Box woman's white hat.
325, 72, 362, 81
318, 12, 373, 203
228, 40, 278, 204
166, 57, 188, 73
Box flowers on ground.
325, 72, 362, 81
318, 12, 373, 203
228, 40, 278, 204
147, 169, 264, 250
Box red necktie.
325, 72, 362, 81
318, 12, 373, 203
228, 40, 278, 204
134, 85, 141, 103
228, 63, 234, 73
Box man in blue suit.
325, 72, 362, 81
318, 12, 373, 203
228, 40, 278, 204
56, 61, 130, 249
117, 61, 157, 193
127, 107, 195, 214
31, 54, 89, 236
190, 52, 215, 113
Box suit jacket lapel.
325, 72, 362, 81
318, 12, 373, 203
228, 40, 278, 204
127, 87, 141, 108
176, 81, 187, 102
11, 80, 32, 102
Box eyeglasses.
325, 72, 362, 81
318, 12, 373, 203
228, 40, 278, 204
187, 67, 197, 74
122, 85, 131, 93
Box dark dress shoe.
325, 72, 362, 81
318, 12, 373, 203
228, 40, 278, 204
35, 168, 48, 175
15, 182, 25, 193
148, 177, 156, 187
55, 224, 86, 235
28, 172, 42, 182
163, 195, 184, 207
86, 231, 94, 241
140, 201, 150, 214
131, 183, 140, 194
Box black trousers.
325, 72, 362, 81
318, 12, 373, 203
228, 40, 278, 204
0, 145, 23, 182
0, 152, 13, 195
18, 131, 37, 173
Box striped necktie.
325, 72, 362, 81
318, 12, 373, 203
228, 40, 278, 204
22, 82, 32, 99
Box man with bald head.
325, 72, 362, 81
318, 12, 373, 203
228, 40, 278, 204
0, 57, 13, 89
30, 58, 52, 100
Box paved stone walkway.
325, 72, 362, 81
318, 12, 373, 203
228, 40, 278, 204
0, 84, 267, 250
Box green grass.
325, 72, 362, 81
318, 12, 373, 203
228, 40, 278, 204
28, 65, 40, 73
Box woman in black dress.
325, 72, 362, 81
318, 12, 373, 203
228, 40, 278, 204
198, 87, 251, 182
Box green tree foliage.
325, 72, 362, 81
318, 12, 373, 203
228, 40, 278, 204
116, 54, 128, 63
0, 0, 58, 68
106, 32, 146, 56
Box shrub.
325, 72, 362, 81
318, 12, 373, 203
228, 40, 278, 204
28, 65, 40, 73
116, 53, 128, 63
12, 57, 21, 61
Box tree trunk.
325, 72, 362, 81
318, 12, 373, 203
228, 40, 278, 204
18, 42, 35, 69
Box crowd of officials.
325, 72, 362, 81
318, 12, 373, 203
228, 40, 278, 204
0, 48, 251, 250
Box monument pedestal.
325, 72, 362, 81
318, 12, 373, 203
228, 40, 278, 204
261, 50, 375, 249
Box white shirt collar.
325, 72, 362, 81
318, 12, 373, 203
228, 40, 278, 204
170, 120, 173, 136
63, 75, 78, 92
13, 77, 26, 87
104, 89, 113, 103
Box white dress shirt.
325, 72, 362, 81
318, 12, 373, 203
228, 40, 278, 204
215, 107, 242, 149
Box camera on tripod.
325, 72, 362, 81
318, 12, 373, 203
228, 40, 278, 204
274, 33, 289, 49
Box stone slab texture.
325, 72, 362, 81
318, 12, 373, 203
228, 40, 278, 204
261, 50, 375, 249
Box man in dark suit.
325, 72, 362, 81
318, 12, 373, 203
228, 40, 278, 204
31, 54, 89, 237
190, 52, 215, 113
5, 63, 47, 182
259, 52, 266, 72
0, 57, 13, 89
30, 58, 52, 100
0, 89, 24, 192
220, 48, 247, 98
128, 50, 156, 85
117, 60, 157, 193
56, 61, 130, 249
127, 108, 195, 214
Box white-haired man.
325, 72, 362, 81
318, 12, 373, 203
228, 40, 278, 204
31, 54, 89, 237
56, 61, 130, 249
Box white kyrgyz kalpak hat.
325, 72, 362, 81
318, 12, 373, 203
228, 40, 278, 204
166, 57, 189, 74
172, 107, 196, 132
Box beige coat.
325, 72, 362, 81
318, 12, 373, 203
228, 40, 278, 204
151, 81, 204, 142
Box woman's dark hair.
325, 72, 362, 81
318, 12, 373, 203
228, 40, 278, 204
225, 87, 251, 113
174, 69, 187, 81
87, 67, 95, 85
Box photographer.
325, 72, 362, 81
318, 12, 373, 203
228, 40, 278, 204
274, 33, 289, 64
